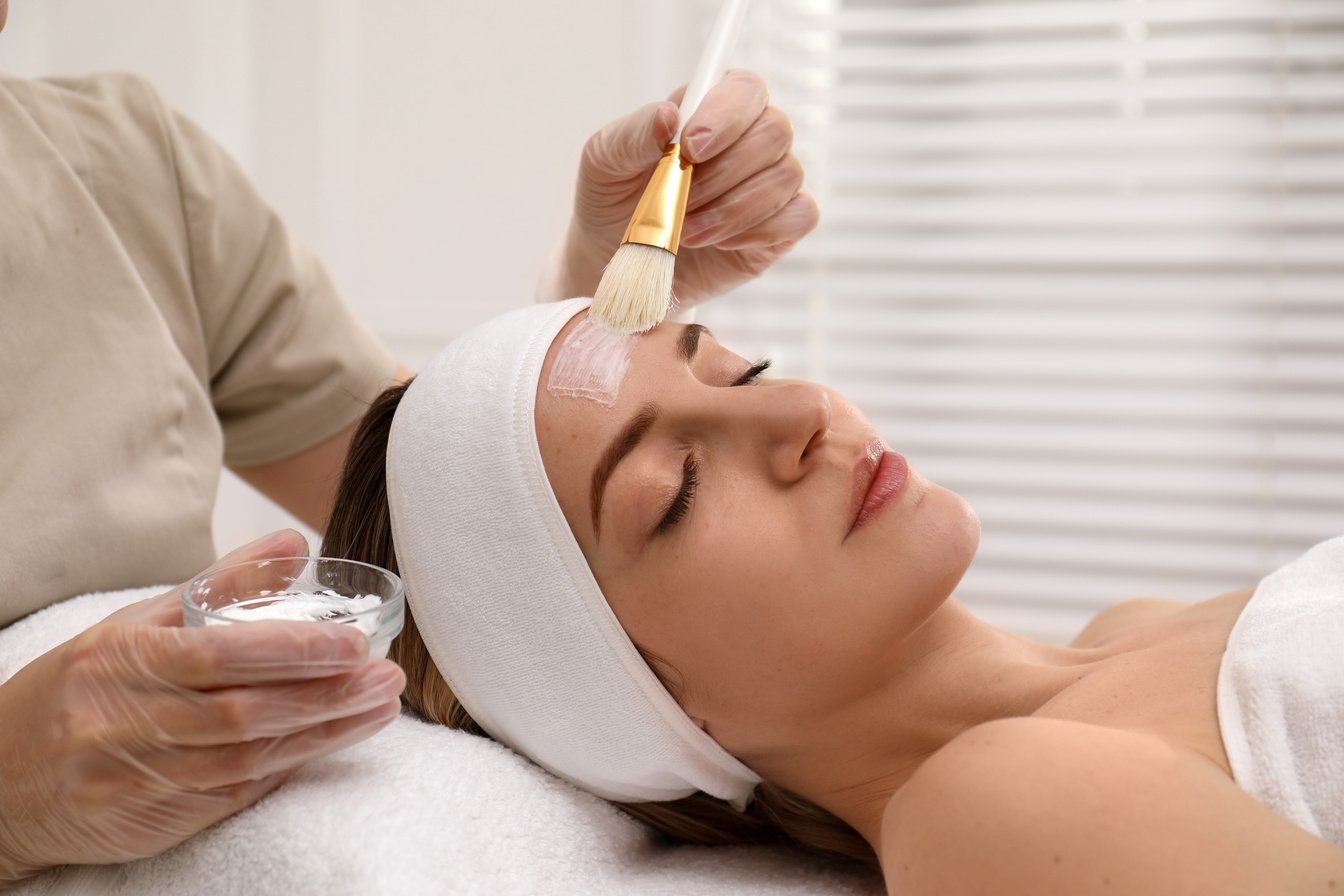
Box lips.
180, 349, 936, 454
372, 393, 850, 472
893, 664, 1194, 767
848, 440, 908, 536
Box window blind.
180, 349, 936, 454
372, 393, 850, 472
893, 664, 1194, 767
696, 0, 1344, 644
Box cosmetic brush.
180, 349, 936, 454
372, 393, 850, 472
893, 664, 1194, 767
589, 0, 752, 334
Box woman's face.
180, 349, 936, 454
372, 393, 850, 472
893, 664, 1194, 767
536, 311, 979, 762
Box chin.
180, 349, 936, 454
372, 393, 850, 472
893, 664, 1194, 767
905, 485, 980, 602
945, 499, 981, 586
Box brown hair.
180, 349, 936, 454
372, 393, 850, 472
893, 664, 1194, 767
321, 382, 877, 868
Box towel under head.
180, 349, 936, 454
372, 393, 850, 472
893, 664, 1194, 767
385, 297, 760, 808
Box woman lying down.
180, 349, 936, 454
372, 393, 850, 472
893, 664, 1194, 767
322, 298, 1344, 895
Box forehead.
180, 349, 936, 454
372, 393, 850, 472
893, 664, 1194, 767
535, 312, 684, 540
540, 310, 634, 431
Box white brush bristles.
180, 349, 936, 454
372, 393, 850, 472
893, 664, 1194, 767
589, 243, 676, 334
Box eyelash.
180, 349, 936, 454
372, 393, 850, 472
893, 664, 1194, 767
654, 358, 772, 535
656, 454, 699, 535
732, 358, 772, 387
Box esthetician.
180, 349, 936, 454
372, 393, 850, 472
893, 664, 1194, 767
0, 0, 817, 882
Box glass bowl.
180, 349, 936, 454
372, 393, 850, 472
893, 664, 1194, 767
183, 556, 405, 659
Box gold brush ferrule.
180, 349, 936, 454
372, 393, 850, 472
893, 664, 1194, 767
620, 142, 694, 254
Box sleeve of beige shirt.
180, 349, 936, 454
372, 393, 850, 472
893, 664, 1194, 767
165, 108, 399, 467
163, 104, 402, 527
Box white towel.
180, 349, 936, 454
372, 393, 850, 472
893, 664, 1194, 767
3, 589, 882, 896
1217, 535, 1344, 845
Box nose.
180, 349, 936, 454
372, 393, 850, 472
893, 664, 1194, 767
741, 381, 832, 483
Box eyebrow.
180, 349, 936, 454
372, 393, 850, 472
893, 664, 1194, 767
587, 325, 714, 540
678, 323, 708, 364
590, 403, 659, 539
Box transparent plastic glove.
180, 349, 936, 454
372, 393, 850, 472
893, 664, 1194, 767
0, 530, 405, 884
559, 69, 820, 304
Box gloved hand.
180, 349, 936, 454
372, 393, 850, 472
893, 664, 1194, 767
557, 69, 819, 304
0, 530, 405, 883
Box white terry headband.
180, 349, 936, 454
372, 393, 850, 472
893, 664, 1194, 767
385, 298, 760, 808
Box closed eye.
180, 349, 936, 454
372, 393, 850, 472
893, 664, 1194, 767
731, 358, 772, 387
655, 455, 698, 535
654, 358, 771, 536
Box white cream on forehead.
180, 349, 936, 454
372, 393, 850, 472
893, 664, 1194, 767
546, 316, 639, 407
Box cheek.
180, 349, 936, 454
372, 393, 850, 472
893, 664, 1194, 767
607, 498, 817, 691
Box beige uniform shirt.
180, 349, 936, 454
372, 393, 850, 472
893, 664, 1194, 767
0, 73, 398, 627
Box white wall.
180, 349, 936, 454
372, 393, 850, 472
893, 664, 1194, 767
0, 0, 701, 553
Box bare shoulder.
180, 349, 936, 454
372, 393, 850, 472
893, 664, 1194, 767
880, 717, 1344, 896
1071, 596, 1190, 647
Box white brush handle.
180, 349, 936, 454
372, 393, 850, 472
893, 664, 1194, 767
672, 0, 753, 143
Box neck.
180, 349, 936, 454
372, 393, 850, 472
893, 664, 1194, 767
752, 600, 1113, 850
